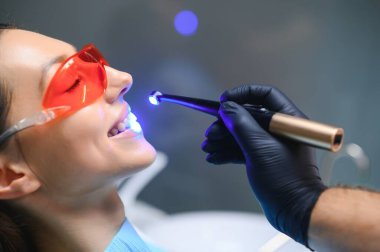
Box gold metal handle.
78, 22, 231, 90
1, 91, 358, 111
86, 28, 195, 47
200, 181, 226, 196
269, 113, 344, 152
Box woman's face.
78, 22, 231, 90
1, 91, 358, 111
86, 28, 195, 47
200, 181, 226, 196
0, 29, 156, 198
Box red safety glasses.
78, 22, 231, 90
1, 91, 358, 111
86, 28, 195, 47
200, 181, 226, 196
0, 44, 109, 144
42, 43, 109, 113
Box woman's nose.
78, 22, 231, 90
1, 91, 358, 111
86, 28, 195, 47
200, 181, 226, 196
104, 66, 133, 103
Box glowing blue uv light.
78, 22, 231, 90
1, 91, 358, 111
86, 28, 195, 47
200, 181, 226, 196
149, 96, 159, 105
174, 10, 198, 36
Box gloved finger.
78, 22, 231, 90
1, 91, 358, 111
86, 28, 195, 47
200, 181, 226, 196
206, 151, 245, 164
220, 84, 306, 118
205, 120, 231, 141
219, 101, 274, 153
202, 138, 241, 153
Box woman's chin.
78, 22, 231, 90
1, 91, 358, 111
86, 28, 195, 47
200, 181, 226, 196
135, 141, 157, 169
121, 140, 157, 173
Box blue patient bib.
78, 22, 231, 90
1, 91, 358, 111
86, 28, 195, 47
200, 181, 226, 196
105, 219, 164, 252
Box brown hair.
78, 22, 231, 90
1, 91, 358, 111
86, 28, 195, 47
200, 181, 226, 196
0, 23, 37, 252
0, 23, 14, 151
0, 203, 37, 251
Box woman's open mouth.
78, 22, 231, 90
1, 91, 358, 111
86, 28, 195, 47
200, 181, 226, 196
108, 111, 142, 137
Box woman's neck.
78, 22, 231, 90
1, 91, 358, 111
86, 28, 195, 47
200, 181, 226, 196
16, 187, 126, 252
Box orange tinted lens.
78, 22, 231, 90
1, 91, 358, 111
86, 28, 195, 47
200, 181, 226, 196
81, 44, 109, 66
42, 46, 107, 112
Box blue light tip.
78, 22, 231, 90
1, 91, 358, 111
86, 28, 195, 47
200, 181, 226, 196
149, 90, 163, 105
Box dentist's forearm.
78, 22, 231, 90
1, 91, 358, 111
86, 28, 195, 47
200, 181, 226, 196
308, 187, 380, 251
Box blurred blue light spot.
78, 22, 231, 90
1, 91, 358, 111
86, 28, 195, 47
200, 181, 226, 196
174, 10, 198, 36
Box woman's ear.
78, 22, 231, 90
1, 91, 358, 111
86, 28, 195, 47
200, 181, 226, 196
0, 155, 41, 199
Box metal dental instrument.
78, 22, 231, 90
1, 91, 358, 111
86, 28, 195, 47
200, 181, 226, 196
149, 90, 344, 152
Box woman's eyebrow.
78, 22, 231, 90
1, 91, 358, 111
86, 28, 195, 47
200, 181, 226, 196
39, 55, 66, 94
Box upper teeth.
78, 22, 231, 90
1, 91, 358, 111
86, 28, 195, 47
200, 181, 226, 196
108, 113, 138, 137
117, 121, 127, 131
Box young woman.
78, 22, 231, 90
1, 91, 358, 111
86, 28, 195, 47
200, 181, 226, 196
3, 23, 380, 252
0, 24, 158, 251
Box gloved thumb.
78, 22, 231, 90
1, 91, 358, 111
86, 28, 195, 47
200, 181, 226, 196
219, 101, 271, 154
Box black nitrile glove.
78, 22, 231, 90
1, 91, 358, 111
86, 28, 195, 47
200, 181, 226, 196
202, 84, 327, 248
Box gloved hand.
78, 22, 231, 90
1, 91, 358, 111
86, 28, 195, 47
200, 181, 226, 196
202, 84, 327, 248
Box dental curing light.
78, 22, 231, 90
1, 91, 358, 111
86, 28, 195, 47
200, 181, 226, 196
149, 91, 344, 152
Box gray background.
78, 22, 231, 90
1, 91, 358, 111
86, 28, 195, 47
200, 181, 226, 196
1, 0, 379, 214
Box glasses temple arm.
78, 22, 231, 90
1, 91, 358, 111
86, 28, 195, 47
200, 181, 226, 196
0, 106, 70, 144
